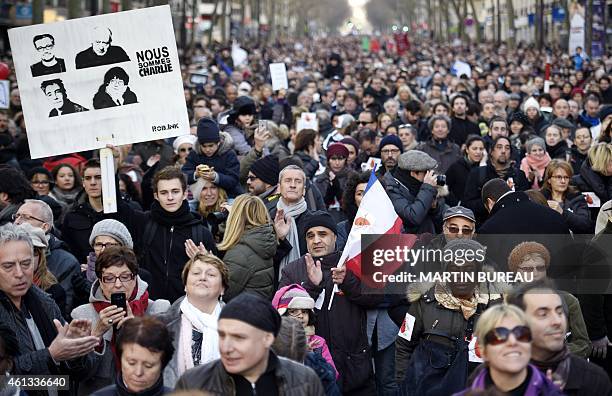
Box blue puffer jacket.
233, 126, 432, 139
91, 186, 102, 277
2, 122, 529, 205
181, 132, 243, 198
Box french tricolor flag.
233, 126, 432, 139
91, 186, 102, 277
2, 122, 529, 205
328, 171, 404, 308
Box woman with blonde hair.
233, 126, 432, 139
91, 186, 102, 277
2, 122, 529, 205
541, 159, 592, 233
218, 194, 277, 302
572, 142, 612, 220
159, 253, 228, 387
454, 304, 562, 395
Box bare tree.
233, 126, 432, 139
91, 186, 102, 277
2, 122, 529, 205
505, 0, 516, 48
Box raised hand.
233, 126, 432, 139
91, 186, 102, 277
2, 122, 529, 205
305, 253, 323, 286
48, 319, 100, 361
273, 209, 290, 240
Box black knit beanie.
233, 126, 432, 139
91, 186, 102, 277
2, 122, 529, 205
250, 155, 280, 186
219, 293, 282, 336
197, 117, 220, 144
303, 211, 337, 235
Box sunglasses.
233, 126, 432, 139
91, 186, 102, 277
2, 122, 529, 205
484, 325, 532, 346
445, 225, 474, 235
357, 121, 371, 125
179, 147, 193, 153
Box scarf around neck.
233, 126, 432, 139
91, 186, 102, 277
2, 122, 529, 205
277, 197, 308, 274
150, 200, 194, 227
531, 344, 571, 388
520, 153, 551, 188
434, 282, 479, 320
177, 297, 222, 376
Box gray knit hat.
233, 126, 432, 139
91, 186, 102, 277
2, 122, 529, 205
398, 150, 437, 171
89, 219, 133, 249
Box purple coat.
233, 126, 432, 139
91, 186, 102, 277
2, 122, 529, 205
453, 364, 565, 396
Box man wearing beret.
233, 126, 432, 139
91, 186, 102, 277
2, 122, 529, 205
176, 293, 324, 395
383, 150, 448, 234
376, 135, 403, 177
279, 211, 380, 394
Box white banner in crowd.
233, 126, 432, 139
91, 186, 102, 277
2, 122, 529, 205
8, 6, 189, 158
0, 80, 9, 109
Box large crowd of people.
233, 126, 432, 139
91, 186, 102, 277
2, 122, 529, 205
0, 34, 611, 395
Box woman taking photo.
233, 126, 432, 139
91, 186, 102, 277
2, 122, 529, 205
218, 194, 277, 302
446, 135, 486, 206
191, 178, 228, 242
520, 137, 551, 189
225, 96, 257, 157
92, 316, 174, 396
49, 163, 82, 209
71, 246, 170, 395
454, 304, 562, 396
541, 159, 593, 234
159, 253, 228, 387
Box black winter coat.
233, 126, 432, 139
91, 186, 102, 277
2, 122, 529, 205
572, 158, 612, 221
131, 201, 217, 302
477, 191, 571, 271
541, 190, 593, 234
462, 162, 530, 227
449, 117, 480, 146
279, 251, 380, 394
446, 157, 477, 205
175, 352, 325, 395
383, 169, 446, 234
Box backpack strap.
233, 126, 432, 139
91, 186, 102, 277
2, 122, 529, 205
142, 219, 159, 250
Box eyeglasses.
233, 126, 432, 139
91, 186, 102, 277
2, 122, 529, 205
246, 175, 259, 182
550, 175, 570, 181
381, 149, 401, 155
517, 265, 547, 272
36, 44, 54, 51
12, 213, 46, 224
94, 242, 121, 250
179, 147, 193, 153
445, 225, 474, 235
357, 121, 371, 125
484, 326, 532, 346
101, 273, 135, 284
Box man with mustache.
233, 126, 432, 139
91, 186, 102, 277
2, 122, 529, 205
507, 280, 611, 395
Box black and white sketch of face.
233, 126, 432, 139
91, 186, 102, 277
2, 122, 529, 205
44, 83, 64, 109
106, 76, 127, 98
35, 36, 55, 62
92, 28, 111, 56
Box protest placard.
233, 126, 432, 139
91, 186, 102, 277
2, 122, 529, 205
0, 80, 8, 109
296, 112, 318, 132
269, 62, 288, 91
8, 5, 188, 158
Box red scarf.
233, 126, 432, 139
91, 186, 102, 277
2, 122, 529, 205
92, 284, 150, 371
